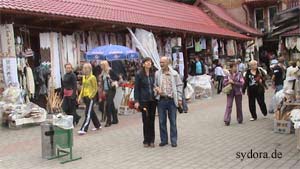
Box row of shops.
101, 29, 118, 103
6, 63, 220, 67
0, 0, 258, 127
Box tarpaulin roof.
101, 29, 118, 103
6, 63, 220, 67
200, 0, 262, 36
0, 0, 251, 40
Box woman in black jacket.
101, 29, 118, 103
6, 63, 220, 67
243, 60, 268, 121
61, 63, 81, 125
134, 57, 156, 148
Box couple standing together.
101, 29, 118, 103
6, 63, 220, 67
134, 57, 183, 148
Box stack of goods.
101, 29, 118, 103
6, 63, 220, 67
274, 90, 297, 121
290, 109, 300, 150
0, 87, 47, 128
187, 75, 213, 99
272, 66, 300, 133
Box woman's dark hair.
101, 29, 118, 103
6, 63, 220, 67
142, 57, 152, 64
141, 57, 154, 75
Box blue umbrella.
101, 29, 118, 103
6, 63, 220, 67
86, 45, 139, 61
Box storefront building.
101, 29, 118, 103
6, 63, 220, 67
0, 0, 251, 105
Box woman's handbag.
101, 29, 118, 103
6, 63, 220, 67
222, 83, 232, 95
222, 74, 233, 95
99, 90, 107, 101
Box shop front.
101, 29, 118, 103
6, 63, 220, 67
0, 0, 252, 128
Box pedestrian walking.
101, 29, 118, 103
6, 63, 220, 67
237, 58, 246, 75
154, 56, 183, 148
134, 57, 157, 148
99, 61, 119, 127
215, 63, 225, 94
271, 60, 284, 93
243, 60, 268, 121
77, 63, 101, 135
180, 77, 188, 114
223, 63, 244, 126
61, 63, 81, 126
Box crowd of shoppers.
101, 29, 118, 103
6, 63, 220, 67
61, 54, 287, 146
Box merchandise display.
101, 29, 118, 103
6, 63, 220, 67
0, 87, 47, 128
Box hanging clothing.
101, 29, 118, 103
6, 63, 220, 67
165, 38, 172, 58
195, 39, 201, 52
117, 34, 124, 45
212, 38, 219, 56
104, 33, 110, 45
200, 37, 206, 49
297, 37, 300, 51
40, 48, 51, 63
0, 24, 16, 57
110, 33, 117, 45
290, 37, 298, 49
125, 34, 131, 48
49, 32, 62, 89
25, 66, 35, 98
226, 40, 236, 56
2, 58, 19, 87
99, 32, 105, 46
171, 38, 177, 48
177, 37, 182, 47
35, 65, 50, 95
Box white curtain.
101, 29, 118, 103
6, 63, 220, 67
50, 32, 61, 89
127, 28, 161, 70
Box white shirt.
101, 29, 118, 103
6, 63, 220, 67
238, 63, 245, 73
215, 66, 225, 76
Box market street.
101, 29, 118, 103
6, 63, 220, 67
0, 90, 300, 169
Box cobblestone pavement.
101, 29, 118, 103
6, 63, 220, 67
1, 90, 300, 169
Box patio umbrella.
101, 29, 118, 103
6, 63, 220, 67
85, 45, 139, 61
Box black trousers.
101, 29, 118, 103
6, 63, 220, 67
106, 89, 118, 124
62, 97, 81, 123
140, 101, 157, 144
216, 76, 224, 94
98, 100, 106, 122
248, 86, 268, 119
80, 97, 101, 132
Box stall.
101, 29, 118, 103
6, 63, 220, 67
0, 86, 47, 128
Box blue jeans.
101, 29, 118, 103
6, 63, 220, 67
158, 99, 178, 145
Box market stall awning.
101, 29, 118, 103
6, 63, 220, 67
200, 0, 263, 36
0, 0, 251, 40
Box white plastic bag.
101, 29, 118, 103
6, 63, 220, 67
290, 109, 300, 129
184, 83, 194, 100
53, 114, 74, 129
268, 90, 285, 113
188, 75, 213, 99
